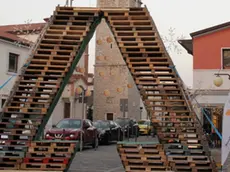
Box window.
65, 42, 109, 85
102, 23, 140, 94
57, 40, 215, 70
109, 121, 116, 128
56, 119, 81, 129
222, 49, 230, 69
106, 113, 114, 120
8, 53, 19, 73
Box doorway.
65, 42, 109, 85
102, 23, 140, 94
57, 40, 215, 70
64, 102, 71, 118
106, 113, 114, 120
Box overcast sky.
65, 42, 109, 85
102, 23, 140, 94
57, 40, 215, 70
0, 0, 229, 87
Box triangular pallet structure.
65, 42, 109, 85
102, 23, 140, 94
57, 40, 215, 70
0, 6, 217, 172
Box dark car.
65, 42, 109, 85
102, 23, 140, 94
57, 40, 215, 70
115, 118, 139, 138
93, 120, 123, 144
45, 118, 98, 149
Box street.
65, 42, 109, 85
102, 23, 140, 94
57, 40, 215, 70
69, 143, 123, 172
69, 136, 156, 172
68, 136, 221, 172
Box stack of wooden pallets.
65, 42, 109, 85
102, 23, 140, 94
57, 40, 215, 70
21, 141, 76, 171
117, 142, 169, 172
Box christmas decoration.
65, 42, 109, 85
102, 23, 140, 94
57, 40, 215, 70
127, 83, 133, 88
85, 89, 92, 97
116, 87, 123, 93
104, 89, 110, 96
96, 55, 104, 61
106, 36, 113, 43
75, 87, 83, 94
96, 39, 103, 45
99, 71, 105, 77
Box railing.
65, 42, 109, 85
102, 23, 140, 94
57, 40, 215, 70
168, 65, 222, 138
169, 65, 218, 170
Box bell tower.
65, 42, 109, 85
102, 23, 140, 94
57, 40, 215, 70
93, 0, 144, 120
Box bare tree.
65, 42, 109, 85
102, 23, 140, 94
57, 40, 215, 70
161, 27, 186, 54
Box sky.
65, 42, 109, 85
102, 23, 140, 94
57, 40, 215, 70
0, 0, 229, 87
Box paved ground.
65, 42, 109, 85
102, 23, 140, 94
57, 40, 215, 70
69, 143, 123, 172
69, 136, 221, 172
69, 136, 155, 172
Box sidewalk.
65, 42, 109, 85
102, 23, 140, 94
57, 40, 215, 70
211, 148, 221, 169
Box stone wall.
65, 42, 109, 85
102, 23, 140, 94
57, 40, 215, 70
93, 0, 142, 120
93, 18, 129, 120
97, 0, 129, 7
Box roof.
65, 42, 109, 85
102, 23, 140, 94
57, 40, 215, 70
179, 21, 230, 55
0, 21, 46, 46
177, 39, 193, 55
190, 21, 230, 38
69, 74, 91, 86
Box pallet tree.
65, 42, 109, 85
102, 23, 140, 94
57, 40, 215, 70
0, 6, 218, 172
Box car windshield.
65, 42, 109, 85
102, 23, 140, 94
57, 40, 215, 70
93, 121, 109, 129
56, 119, 81, 129
115, 118, 129, 127
138, 120, 150, 125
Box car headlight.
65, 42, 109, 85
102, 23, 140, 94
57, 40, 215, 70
70, 134, 75, 138
46, 134, 50, 137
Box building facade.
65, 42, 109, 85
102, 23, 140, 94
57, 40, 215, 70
179, 21, 230, 136
93, 0, 147, 121
0, 20, 92, 129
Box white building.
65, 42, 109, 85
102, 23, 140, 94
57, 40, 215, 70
0, 19, 93, 130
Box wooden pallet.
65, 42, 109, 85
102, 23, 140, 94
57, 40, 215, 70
30, 141, 76, 148
21, 163, 66, 170
28, 146, 74, 153
125, 165, 168, 172
0, 163, 20, 170
23, 157, 69, 164
25, 152, 73, 158
0, 151, 25, 158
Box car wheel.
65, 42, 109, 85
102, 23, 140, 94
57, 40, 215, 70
148, 130, 151, 135
92, 137, 99, 149
119, 134, 123, 141
104, 134, 110, 145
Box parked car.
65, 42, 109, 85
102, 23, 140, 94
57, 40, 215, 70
138, 119, 152, 135
45, 118, 98, 149
93, 120, 123, 144
115, 118, 139, 138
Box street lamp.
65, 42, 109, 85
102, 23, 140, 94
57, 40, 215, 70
213, 73, 230, 87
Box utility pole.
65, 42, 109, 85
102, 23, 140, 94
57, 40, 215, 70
80, 89, 85, 152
